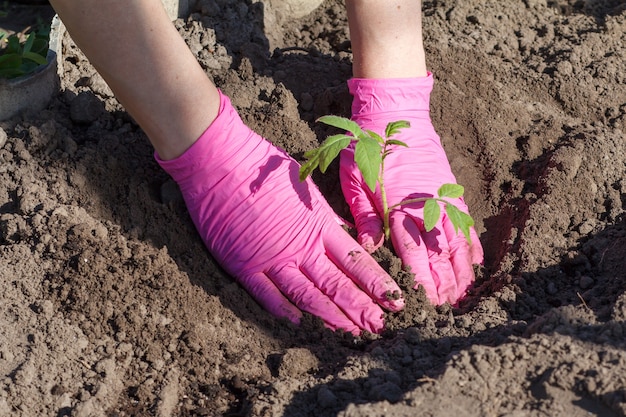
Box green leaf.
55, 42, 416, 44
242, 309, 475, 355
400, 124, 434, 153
0, 53, 21, 67
22, 51, 47, 66
30, 38, 49, 55
445, 204, 474, 242
298, 134, 352, 181
36, 27, 50, 39
365, 129, 384, 145
6, 35, 21, 53
423, 199, 440, 232
317, 115, 364, 138
385, 139, 409, 148
298, 153, 320, 181
438, 183, 464, 199
385, 120, 410, 138
317, 134, 352, 173
445, 204, 462, 234
19, 61, 40, 75
23, 33, 35, 54
302, 148, 317, 159
0, 67, 25, 78
354, 135, 382, 192
0, 53, 23, 78
0, 29, 50, 79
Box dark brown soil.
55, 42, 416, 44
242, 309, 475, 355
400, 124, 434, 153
1, 0, 625, 416
0, 2, 54, 37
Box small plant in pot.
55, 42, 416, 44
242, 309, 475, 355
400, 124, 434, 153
0, 25, 50, 79
0, 9, 63, 121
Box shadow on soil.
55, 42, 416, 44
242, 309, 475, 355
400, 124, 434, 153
36, 1, 626, 415
276, 218, 626, 417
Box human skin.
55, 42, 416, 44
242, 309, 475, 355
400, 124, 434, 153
48, 0, 428, 153
346, 0, 428, 79
47, 0, 478, 326
46, 0, 409, 332
50, 0, 426, 159
48, 0, 219, 161
345, 1, 482, 303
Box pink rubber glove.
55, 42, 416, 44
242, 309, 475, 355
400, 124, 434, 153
340, 73, 484, 305
156, 91, 404, 334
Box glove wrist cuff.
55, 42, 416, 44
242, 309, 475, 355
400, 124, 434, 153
155, 90, 260, 185
348, 72, 434, 119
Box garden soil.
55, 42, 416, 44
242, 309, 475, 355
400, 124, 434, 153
1, 0, 625, 416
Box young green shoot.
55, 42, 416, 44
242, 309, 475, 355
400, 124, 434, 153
299, 115, 474, 243
0, 25, 49, 79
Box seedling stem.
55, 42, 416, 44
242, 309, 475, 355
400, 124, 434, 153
299, 116, 474, 243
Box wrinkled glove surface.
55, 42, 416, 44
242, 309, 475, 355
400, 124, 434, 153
157, 91, 404, 334
340, 74, 484, 305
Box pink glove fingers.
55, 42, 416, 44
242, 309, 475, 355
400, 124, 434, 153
441, 215, 484, 303
426, 249, 457, 305
391, 208, 462, 305
236, 271, 303, 324
265, 264, 362, 334
388, 210, 439, 303
339, 150, 385, 252
323, 226, 405, 312
341, 74, 484, 306
157, 91, 404, 333
298, 253, 385, 333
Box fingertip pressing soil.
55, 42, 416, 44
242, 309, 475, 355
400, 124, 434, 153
1, 0, 625, 416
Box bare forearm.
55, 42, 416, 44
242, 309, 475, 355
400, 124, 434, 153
346, 0, 427, 78
49, 0, 219, 159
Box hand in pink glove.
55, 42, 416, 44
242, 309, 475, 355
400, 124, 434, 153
156, 91, 404, 334
340, 73, 484, 305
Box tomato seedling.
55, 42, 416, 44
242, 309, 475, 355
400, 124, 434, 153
299, 115, 474, 242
